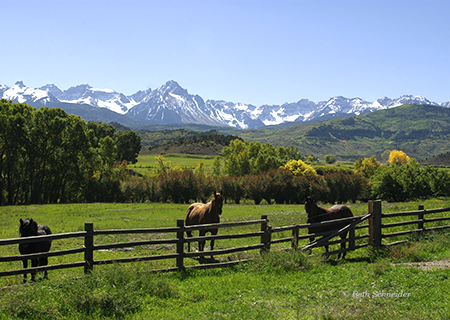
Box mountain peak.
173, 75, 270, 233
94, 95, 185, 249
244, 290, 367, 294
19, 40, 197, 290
14, 81, 26, 88
160, 80, 188, 96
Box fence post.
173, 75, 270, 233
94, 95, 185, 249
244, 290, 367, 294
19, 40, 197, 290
418, 205, 424, 231
84, 222, 94, 274
349, 226, 355, 250
176, 219, 185, 271
260, 215, 269, 254
291, 226, 299, 250
369, 200, 382, 249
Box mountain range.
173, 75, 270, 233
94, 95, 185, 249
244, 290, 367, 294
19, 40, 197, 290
1, 80, 449, 129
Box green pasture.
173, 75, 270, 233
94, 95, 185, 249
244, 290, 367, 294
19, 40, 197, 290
128, 153, 217, 175
2, 199, 450, 319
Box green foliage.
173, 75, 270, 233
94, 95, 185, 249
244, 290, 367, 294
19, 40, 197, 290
114, 130, 141, 164
222, 139, 301, 176
146, 129, 241, 155
354, 156, 381, 179
324, 154, 337, 164
217, 176, 244, 204
370, 160, 450, 201
0, 100, 141, 205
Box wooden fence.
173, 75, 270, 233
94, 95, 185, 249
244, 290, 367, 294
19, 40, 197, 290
1, 200, 450, 279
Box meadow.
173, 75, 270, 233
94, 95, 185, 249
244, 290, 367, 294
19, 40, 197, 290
128, 153, 217, 175
1, 199, 450, 319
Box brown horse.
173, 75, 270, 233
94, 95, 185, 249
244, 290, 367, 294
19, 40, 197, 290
185, 191, 223, 258
305, 196, 353, 259
19, 218, 52, 282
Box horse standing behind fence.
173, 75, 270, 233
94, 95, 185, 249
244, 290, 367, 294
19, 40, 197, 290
305, 196, 353, 259
185, 191, 223, 259
19, 218, 52, 282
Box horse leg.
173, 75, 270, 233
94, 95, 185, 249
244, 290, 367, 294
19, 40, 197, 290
199, 230, 206, 263
22, 259, 28, 283
199, 230, 206, 252
210, 229, 218, 260
338, 232, 348, 260
30, 258, 38, 282
40, 257, 49, 279
308, 236, 315, 255
186, 231, 192, 252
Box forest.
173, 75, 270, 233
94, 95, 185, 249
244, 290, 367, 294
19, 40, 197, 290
0, 100, 141, 205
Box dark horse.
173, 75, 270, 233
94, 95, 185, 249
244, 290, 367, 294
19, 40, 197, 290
185, 191, 223, 259
19, 218, 52, 282
305, 196, 353, 259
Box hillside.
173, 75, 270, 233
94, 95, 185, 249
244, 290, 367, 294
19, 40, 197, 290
145, 130, 242, 156
239, 104, 450, 161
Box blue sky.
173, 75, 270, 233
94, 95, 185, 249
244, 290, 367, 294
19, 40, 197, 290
1, 0, 449, 106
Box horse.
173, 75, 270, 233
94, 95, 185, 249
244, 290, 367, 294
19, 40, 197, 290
185, 191, 223, 260
19, 218, 52, 282
305, 195, 353, 259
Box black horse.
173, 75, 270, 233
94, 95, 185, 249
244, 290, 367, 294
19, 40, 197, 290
19, 218, 52, 282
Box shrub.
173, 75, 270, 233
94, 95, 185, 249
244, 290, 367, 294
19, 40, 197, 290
217, 176, 244, 204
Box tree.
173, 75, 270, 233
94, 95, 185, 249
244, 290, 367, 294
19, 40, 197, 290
283, 159, 317, 178
324, 154, 337, 164
212, 156, 222, 177
354, 156, 381, 179
388, 150, 410, 165
114, 130, 142, 164
222, 138, 303, 176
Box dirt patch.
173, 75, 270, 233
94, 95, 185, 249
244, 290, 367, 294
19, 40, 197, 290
393, 258, 450, 271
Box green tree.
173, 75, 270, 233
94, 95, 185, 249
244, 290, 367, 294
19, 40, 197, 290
114, 130, 142, 164
354, 156, 381, 179
212, 156, 222, 177
324, 154, 337, 164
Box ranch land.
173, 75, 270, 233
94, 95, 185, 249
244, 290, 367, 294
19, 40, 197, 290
1, 199, 450, 319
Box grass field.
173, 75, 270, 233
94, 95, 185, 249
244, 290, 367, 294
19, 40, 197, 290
128, 153, 217, 175
1, 199, 450, 319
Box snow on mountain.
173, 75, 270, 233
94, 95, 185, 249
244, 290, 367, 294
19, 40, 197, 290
1, 81, 59, 106
126, 80, 225, 126
1, 80, 448, 129
57, 84, 137, 114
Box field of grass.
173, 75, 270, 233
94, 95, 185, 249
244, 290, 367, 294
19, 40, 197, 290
1, 199, 450, 319
128, 153, 217, 175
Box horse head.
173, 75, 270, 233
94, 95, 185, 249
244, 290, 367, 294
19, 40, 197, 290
304, 195, 316, 216
213, 191, 224, 215
19, 218, 38, 237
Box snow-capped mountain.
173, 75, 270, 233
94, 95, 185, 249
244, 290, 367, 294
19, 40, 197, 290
57, 84, 137, 114
1, 80, 448, 129
1, 81, 60, 107
126, 80, 225, 126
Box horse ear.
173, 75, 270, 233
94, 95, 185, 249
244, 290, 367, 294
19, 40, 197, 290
20, 219, 23, 225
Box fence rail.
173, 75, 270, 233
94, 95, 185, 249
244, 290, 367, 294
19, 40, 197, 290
1, 200, 450, 280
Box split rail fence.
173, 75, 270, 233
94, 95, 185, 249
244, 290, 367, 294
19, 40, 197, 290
1, 200, 450, 279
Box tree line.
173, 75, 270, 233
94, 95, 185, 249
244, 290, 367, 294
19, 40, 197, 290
3, 100, 450, 206
0, 100, 141, 205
